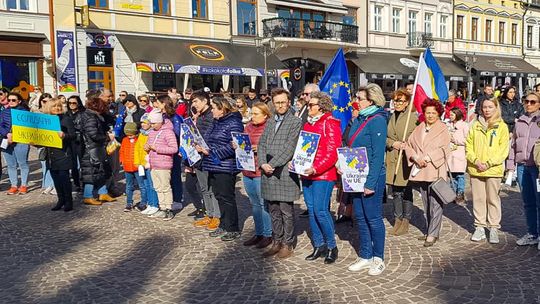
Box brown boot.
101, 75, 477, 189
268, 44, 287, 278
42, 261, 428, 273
83, 198, 102, 206
243, 235, 263, 246
390, 218, 403, 235
255, 237, 273, 249
262, 241, 282, 257
394, 218, 410, 236
98, 193, 117, 202
193, 216, 211, 227
277, 244, 294, 259
206, 217, 220, 231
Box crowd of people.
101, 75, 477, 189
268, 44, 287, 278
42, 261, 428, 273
0, 81, 539, 276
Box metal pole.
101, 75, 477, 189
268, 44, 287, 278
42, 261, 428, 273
263, 49, 268, 90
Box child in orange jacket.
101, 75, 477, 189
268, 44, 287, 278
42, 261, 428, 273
119, 122, 147, 212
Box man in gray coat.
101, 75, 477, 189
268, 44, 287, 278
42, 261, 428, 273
258, 88, 302, 259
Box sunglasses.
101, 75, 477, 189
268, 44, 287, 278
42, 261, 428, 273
302, 92, 310, 96
68, 101, 78, 105
524, 99, 538, 105
307, 102, 319, 108
139, 99, 148, 102
8, 98, 18, 102
119, 94, 127, 97
393, 99, 408, 104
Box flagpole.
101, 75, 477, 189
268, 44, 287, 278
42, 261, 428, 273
393, 52, 424, 180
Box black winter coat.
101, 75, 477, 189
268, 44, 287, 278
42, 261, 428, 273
67, 109, 85, 159
500, 98, 524, 133
79, 109, 111, 185
45, 114, 76, 171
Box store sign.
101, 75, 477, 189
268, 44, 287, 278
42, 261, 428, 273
87, 48, 113, 66
55, 30, 78, 93
490, 59, 519, 70
189, 45, 225, 61
156, 63, 174, 73
400, 58, 419, 69
293, 68, 302, 80
86, 33, 114, 48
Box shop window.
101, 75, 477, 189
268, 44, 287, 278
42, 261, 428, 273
237, 0, 257, 36
192, 0, 208, 19
7, 0, 29, 10
153, 0, 170, 15
456, 15, 463, 39
88, 66, 114, 90
88, 0, 108, 9
0, 57, 31, 89
152, 73, 176, 92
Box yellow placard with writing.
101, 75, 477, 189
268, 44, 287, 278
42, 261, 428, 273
12, 126, 63, 149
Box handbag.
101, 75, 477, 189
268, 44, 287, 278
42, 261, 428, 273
38, 148, 47, 161
429, 152, 456, 205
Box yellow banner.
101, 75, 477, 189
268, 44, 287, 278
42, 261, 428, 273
12, 125, 62, 148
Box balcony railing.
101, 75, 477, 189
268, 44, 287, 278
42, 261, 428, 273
262, 17, 358, 44
407, 32, 434, 48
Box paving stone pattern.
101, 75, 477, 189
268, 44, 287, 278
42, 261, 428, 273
0, 150, 539, 304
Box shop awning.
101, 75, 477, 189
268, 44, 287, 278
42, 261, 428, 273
117, 35, 283, 77
455, 54, 540, 77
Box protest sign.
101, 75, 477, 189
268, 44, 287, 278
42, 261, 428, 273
337, 147, 369, 192
231, 132, 255, 171
290, 131, 320, 176
11, 109, 62, 148
179, 124, 202, 166
183, 117, 208, 149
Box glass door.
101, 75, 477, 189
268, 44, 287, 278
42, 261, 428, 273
88, 66, 114, 90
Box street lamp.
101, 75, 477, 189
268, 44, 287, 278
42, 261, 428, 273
255, 36, 282, 90
464, 52, 477, 105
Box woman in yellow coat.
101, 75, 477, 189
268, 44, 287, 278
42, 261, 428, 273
466, 98, 509, 244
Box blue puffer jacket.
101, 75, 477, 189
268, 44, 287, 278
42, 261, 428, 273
0, 105, 28, 138
202, 111, 244, 174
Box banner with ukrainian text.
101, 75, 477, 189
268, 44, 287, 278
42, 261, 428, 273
11, 109, 62, 148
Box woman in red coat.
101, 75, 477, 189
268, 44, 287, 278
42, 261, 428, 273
444, 89, 467, 121
293, 91, 342, 264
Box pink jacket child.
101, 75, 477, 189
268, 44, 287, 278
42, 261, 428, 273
447, 120, 469, 173
147, 118, 178, 170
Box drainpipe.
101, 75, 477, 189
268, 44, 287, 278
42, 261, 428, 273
229, 0, 234, 39
522, 2, 529, 91
48, 0, 57, 94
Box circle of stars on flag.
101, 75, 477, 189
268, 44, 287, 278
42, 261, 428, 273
329, 81, 353, 113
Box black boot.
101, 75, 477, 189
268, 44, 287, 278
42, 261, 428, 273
51, 202, 64, 211
305, 245, 328, 261
335, 215, 352, 224
324, 247, 338, 264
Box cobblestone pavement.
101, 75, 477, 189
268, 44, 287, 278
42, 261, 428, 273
0, 151, 539, 304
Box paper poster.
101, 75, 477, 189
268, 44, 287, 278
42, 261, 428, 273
179, 124, 201, 166
231, 132, 255, 171
290, 131, 320, 176
55, 30, 78, 93
183, 117, 209, 149
337, 147, 369, 192
11, 109, 62, 148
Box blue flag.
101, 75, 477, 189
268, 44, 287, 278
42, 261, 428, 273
319, 48, 352, 132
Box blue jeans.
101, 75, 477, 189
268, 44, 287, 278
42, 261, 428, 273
144, 168, 159, 208
243, 176, 272, 237
83, 184, 107, 199
125, 171, 147, 207
451, 172, 465, 194
352, 173, 386, 260
516, 165, 540, 237
41, 160, 54, 189
303, 179, 336, 249
171, 154, 183, 203
2, 143, 29, 187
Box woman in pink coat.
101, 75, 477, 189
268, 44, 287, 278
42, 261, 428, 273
447, 107, 469, 205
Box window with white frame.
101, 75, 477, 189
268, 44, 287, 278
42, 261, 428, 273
424, 13, 432, 34
373, 5, 383, 31
392, 8, 401, 33
439, 15, 447, 38
6, 0, 30, 10
408, 11, 417, 34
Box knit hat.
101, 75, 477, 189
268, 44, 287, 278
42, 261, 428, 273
124, 94, 137, 104
148, 110, 163, 123
124, 122, 138, 135
140, 113, 150, 124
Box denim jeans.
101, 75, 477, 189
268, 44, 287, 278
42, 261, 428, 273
451, 172, 465, 194
83, 183, 108, 199
144, 168, 159, 208
243, 176, 272, 237
352, 173, 386, 260
2, 143, 29, 187
41, 160, 54, 189
125, 171, 147, 207
171, 154, 183, 203
516, 165, 540, 237
303, 179, 336, 249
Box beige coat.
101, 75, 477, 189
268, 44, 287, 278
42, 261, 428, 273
448, 120, 469, 173
405, 120, 451, 182
386, 106, 418, 186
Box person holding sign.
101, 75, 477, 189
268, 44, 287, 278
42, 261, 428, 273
258, 88, 302, 259
344, 84, 388, 276
240, 102, 273, 248
0, 92, 31, 195
404, 99, 451, 247
295, 91, 342, 264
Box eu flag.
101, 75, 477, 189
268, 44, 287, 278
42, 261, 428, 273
319, 48, 352, 132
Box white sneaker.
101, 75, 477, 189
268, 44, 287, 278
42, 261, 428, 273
368, 257, 386, 276
140, 207, 152, 215
471, 227, 486, 242
488, 228, 500, 244
145, 207, 159, 216
150, 210, 166, 218
41, 186, 53, 194
50, 188, 57, 195
516, 233, 539, 246
348, 258, 373, 272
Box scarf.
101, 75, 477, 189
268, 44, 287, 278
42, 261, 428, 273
125, 106, 138, 123
274, 114, 285, 132
359, 105, 379, 117
307, 113, 324, 125
140, 128, 151, 136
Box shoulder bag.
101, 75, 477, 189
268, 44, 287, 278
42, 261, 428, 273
429, 150, 456, 205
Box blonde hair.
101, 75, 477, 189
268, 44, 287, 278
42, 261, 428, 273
482, 97, 502, 129
365, 83, 386, 107
236, 96, 249, 117
252, 102, 271, 118
41, 97, 64, 114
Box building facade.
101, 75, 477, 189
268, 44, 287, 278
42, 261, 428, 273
0, 0, 53, 98
524, 0, 540, 88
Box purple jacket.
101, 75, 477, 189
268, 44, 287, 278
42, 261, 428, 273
507, 111, 540, 170
147, 119, 178, 170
